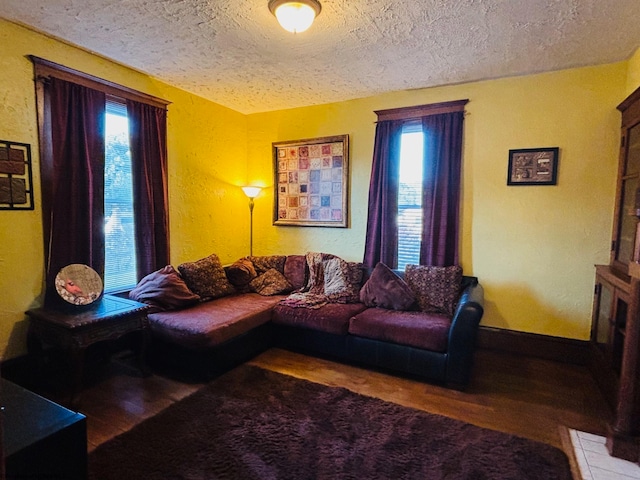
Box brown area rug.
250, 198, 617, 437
89, 365, 572, 480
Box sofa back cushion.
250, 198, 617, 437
283, 255, 307, 290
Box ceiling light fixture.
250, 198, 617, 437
268, 0, 322, 33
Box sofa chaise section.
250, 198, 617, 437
148, 293, 284, 350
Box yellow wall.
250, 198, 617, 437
0, 19, 250, 359
1, 17, 638, 360
627, 47, 640, 96
247, 64, 629, 340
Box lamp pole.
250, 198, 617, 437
248, 197, 255, 256
242, 186, 262, 257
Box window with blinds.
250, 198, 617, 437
397, 124, 423, 270
104, 97, 138, 291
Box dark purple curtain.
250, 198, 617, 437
45, 78, 105, 304
420, 111, 464, 266
127, 99, 170, 278
363, 120, 404, 269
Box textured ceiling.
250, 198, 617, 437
3, 0, 640, 114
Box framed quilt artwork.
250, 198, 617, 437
273, 135, 349, 227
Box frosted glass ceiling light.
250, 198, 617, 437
268, 0, 322, 33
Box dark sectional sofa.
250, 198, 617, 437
131, 253, 484, 389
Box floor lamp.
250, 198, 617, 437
241, 186, 262, 256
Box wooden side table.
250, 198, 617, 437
26, 294, 150, 405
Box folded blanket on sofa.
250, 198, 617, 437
279, 252, 363, 309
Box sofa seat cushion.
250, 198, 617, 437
148, 293, 284, 350
272, 302, 367, 335
348, 308, 452, 352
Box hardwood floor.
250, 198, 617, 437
72, 347, 612, 455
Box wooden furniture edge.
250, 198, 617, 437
476, 326, 590, 365
558, 425, 584, 480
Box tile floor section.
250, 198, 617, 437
570, 429, 640, 479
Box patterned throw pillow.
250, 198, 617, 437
404, 264, 462, 316
359, 262, 416, 311
178, 253, 236, 300
226, 257, 257, 287
249, 268, 293, 296
249, 255, 286, 275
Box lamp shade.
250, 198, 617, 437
268, 0, 321, 33
242, 186, 262, 199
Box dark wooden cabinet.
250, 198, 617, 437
611, 87, 640, 274
591, 85, 640, 461
591, 265, 630, 405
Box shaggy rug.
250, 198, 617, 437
89, 365, 572, 480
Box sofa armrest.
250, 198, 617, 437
445, 277, 484, 389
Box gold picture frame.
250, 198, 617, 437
273, 134, 349, 227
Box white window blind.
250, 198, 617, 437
398, 124, 423, 270
104, 97, 138, 291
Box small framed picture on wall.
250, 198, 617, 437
507, 147, 559, 186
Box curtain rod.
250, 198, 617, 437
29, 55, 170, 110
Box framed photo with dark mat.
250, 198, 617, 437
0, 140, 34, 209
273, 135, 349, 227
507, 147, 559, 186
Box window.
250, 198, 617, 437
398, 124, 423, 270
104, 98, 137, 291
32, 56, 170, 306
364, 100, 467, 269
